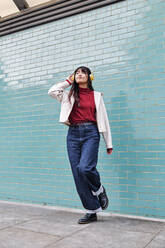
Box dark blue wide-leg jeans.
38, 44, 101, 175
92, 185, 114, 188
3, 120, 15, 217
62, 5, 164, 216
67, 123, 101, 211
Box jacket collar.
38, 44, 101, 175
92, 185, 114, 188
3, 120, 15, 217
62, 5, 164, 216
94, 91, 102, 111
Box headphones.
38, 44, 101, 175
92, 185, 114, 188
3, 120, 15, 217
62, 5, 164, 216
71, 73, 94, 81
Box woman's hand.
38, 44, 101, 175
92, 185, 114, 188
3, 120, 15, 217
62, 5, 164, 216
68, 74, 74, 84
107, 148, 113, 155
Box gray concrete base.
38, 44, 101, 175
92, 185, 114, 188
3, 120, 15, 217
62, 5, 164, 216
0, 201, 164, 248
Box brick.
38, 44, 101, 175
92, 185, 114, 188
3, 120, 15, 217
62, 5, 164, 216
0, 0, 165, 219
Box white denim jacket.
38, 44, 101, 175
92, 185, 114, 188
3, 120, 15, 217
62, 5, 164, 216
48, 80, 113, 149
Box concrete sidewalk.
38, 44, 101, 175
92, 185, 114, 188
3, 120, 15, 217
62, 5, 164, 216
0, 201, 164, 248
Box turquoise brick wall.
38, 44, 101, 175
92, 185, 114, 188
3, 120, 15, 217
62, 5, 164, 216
0, 0, 165, 219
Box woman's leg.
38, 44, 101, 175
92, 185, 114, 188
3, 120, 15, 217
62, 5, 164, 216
67, 126, 101, 211
77, 124, 102, 196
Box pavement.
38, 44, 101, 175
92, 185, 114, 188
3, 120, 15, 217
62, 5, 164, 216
0, 201, 164, 248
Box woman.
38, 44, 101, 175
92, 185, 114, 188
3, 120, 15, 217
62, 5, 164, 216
48, 66, 113, 224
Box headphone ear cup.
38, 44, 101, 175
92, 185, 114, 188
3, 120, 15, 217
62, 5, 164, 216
90, 74, 94, 81
71, 75, 74, 81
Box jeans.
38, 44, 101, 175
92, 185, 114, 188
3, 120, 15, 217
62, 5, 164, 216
67, 123, 101, 211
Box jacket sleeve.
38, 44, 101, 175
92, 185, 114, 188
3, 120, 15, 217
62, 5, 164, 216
100, 97, 113, 149
48, 79, 72, 102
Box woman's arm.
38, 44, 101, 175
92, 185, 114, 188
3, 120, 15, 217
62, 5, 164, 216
48, 75, 73, 102
99, 96, 113, 155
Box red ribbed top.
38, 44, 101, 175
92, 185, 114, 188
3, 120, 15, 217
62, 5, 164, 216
69, 87, 96, 124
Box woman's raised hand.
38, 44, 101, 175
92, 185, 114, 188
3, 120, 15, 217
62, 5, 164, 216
68, 74, 74, 84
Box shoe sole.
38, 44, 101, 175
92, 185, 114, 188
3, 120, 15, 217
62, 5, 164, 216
78, 218, 97, 224
102, 198, 109, 210
100, 187, 109, 210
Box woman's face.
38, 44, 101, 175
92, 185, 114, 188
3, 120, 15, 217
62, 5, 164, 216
75, 69, 88, 85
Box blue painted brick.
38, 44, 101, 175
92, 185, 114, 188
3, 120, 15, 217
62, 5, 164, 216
0, 0, 165, 220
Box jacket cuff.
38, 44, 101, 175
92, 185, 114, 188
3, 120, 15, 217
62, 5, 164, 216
66, 79, 72, 85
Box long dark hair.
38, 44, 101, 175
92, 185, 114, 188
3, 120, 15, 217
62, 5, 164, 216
68, 66, 94, 105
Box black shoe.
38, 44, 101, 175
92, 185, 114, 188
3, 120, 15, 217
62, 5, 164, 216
98, 186, 109, 210
78, 213, 97, 224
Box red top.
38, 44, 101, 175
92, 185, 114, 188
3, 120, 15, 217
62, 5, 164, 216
69, 87, 96, 124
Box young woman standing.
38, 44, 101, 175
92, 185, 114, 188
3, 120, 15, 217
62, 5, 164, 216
48, 66, 113, 224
